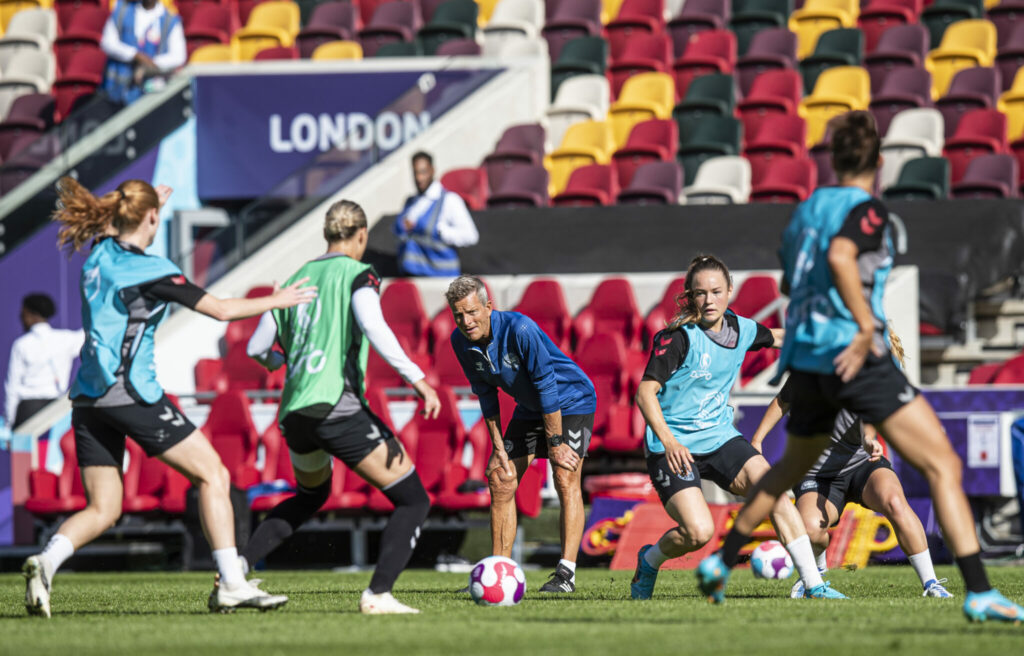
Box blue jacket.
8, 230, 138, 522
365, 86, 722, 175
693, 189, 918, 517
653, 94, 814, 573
103, 1, 181, 105
394, 191, 460, 277
451, 310, 596, 420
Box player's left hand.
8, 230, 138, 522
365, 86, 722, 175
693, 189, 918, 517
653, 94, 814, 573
834, 331, 883, 383
862, 425, 883, 461
549, 444, 580, 472
155, 184, 173, 208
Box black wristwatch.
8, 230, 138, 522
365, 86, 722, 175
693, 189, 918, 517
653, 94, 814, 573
547, 434, 563, 448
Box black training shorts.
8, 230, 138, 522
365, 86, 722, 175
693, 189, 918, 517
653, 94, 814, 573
72, 395, 196, 468
645, 436, 761, 505
503, 413, 594, 461
281, 407, 397, 469
793, 456, 894, 526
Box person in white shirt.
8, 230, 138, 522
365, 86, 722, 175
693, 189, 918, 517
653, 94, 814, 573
101, 0, 187, 105
4, 294, 84, 429
393, 151, 479, 277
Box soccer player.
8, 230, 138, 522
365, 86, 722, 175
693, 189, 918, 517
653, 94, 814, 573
24, 178, 312, 618
630, 255, 845, 601
447, 275, 595, 593
244, 200, 440, 615
696, 112, 1024, 622
750, 332, 952, 599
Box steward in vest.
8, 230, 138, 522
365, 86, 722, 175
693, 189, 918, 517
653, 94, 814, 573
101, 0, 186, 105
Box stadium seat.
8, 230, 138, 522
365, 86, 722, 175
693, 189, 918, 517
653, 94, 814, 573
607, 31, 672, 99
744, 113, 807, 174
223, 285, 272, 349
175, 0, 231, 28
380, 279, 430, 355
942, 107, 1007, 182
731, 0, 791, 56
735, 27, 797, 96
878, 107, 945, 188
435, 36, 481, 54
486, 163, 550, 207
864, 23, 928, 94
612, 118, 677, 188
671, 29, 737, 101
53, 6, 107, 72
51, 47, 100, 121
936, 66, 1000, 137
201, 390, 261, 488
542, 0, 603, 62
419, 0, 478, 54
881, 155, 951, 199
616, 159, 683, 203
672, 72, 736, 128
431, 337, 470, 387
644, 275, 687, 344
799, 27, 864, 94
194, 357, 228, 395
294, 1, 360, 57
869, 67, 934, 136
605, 0, 664, 60
608, 71, 674, 147
373, 39, 424, 56
676, 113, 742, 185
54, 0, 104, 33
549, 35, 609, 99
222, 341, 274, 390
950, 152, 1018, 196
798, 65, 871, 146
990, 0, 1024, 46
320, 458, 371, 512
482, 0, 545, 56
25, 429, 87, 516
0, 90, 52, 129
552, 162, 620, 205
731, 274, 782, 382
545, 73, 609, 152
249, 423, 297, 512
575, 332, 640, 451
682, 155, 752, 203
996, 23, 1024, 94
121, 439, 164, 514
0, 8, 55, 70
476, 0, 501, 26
991, 353, 1024, 383
857, 0, 921, 53
0, 49, 55, 121
573, 277, 644, 350
750, 155, 816, 202
599, 0, 627, 24
788, 0, 859, 59
513, 279, 573, 352
254, 44, 298, 59
545, 118, 614, 195
1001, 67, 1024, 139
736, 68, 801, 140
921, 0, 983, 48
310, 39, 363, 59
232, 0, 301, 60
925, 18, 997, 97
967, 361, 1003, 384
483, 123, 546, 193
483, 34, 548, 59
183, 4, 235, 57
440, 166, 488, 210
189, 42, 237, 62
667, 0, 729, 48
358, 0, 421, 57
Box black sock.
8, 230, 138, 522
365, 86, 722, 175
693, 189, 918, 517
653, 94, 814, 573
242, 478, 331, 566
720, 529, 750, 569
368, 471, 430, 594
956, 552, 991, 593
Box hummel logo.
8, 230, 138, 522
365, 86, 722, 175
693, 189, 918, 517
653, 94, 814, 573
568, 429, 582, 450
366, 424, 382, 440
654, 469, 670, 487
659, 335, 673, 346
159, 406, 186, 427
897, 385, 915, 404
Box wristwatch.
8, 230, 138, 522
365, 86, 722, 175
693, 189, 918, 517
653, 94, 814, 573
547, 434, 563, 448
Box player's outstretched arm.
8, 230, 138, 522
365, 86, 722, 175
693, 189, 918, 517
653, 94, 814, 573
750, 393, 788, 453
635, 379, 693, 476
195, 278, 317, 322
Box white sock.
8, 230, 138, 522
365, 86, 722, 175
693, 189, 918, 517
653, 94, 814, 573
559, 559, 577, 581
40, 534, 74, 578
213, 547, 246, 587
644, 544, 669, 570
815, 548, 828, 573
786, 535, 824, 589
908, 549, 938, 587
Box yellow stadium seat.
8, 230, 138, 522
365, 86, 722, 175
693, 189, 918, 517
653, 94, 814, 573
998, 68, 1024, 141
232, 0, 301, 61
607, 72, 675, 147
476, 0, 501, 27
1, 0, 51, 33
984, 0, 1000, 8
788, 0, 859, 59
601, 0, 625, 24
544, 119, 615, 196
925, 19, 997, 99
189, 43, 235, 63
798, 65, 870, 146
311, 40, 363, 60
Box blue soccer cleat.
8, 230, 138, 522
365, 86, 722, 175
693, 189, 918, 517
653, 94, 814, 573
923, 578, 953, 599
631, 545, 659, 600
804, 581, 847, 599
963, 589, 1024, 623
696, 552, 730, 604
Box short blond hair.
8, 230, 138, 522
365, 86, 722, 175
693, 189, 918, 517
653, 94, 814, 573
323, 200, 367, 242
446, 275, 488, 306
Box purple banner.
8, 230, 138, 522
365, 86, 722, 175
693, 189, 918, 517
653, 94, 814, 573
193, 68, 501, 200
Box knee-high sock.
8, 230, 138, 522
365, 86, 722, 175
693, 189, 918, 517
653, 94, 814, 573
243, 479, 331, 566
368, 470, 430, 594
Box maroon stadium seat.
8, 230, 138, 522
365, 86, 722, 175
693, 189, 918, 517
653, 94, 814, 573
359, 0, 422, 57
483, 123, 546, 194
735, 27, 797, 97
612, 118, 678, 188
605, 0, 665, 60
486, 164, 550, 208
184, 4, 237, 57
744, 114, 807, 178
615, 160, 682, 205
943, 108, 1007, 184
869, 66, 933, 136
514, 279, 573, 353
542, 0, 603, 63
295, 1, 361, 58
864, 23, 928, 94
254, 45, 299, 59
53, 5, 108, 73
936, 66, 1000, 138
951, 153, 1018, 198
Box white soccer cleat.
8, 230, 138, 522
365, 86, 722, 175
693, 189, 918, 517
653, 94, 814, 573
790, 578, 805, 599
208, 578, 288, 613
923, 578, 953, 598
359, 590, 420, 614
23, 555, 51, 618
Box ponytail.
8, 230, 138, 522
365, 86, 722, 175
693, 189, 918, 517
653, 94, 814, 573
888, 325, 906, 369
668, 254, 733, 329
53, 177, 159, 252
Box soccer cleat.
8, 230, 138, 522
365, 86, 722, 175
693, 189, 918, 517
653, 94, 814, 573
630, 545, 659, 600
23, 556, 51, 618
963, 589, 1024, 623
790, 567, 826, 599
696, 552, 730, 604
923, 578, 953, 598
208, 578, 288, 613
538, 564, 576, 593
359, 590, 420, 614
804, 581, 847, 599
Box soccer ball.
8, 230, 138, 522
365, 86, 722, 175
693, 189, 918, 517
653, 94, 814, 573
468, 556, 526, 606
750, 540, 794, 580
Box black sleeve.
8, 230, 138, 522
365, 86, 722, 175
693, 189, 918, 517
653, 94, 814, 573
351, 266, 382, 295
642, 329, 688, 385
748, 323, 775, 351
141, 274, 207, 309
834, 199, 890, 254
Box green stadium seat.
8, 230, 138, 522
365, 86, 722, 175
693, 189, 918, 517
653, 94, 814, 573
731, 0, 793, 56
799, 27, 864, 94
550, 35, 609, 99
418, 0, 479, 55
675, 114, 742, 185
881, 156, 951, 200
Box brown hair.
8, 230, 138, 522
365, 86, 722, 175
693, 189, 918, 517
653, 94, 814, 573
323, 199, 367, 242
53, 177, 159, 252
829, 111, 881, 180
668, 255, 733, 329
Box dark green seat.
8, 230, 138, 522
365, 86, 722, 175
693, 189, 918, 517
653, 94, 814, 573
676, 115, 743, 186
418, 0, 479, 55
550, 36, 609, 100
799, 28, 863, 94
882, 157, 951, 201
375, 41, 425, 57
921, 0, 983, 48
730, 0, 793, 56
672, 73, 736, 123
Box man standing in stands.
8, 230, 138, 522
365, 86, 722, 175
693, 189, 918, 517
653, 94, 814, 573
4, 294, 83, 429
101, 0, 186, 105
447, 276, 595, 593
394, 152, 479, 277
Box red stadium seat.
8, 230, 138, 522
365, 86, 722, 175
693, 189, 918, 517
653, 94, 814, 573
644, 275, 686, 344
573, 277, 644, 350
222, 341, 273, 390
53, 45, 106, 122
750, 156, 817, 203
254, 45, 299, 59
223, 285, 273, 350
731, 275, 783, 383
25, 430, 87, 515
608, 32, 673, 99
201, 390, 261, 487
744, 114, 808, 178
122, 439, 164, 514
441, 167, 488, 210
513, 279, 573, 353
967, 361, 1003, 385
858, 0, 921, 53
737, 69, 802, 143
250, 422, 298, 512
194, 357, 227, 396
432, 338, 470, 387
672, 28, 737, 101
321, 460, 371, 511
53, 5, 107, 73
992, 354, 1024, 384
184, 4, 237, 56
55, 0, 106, 33
943, 108, 1008, 184
605, 0, 665, 60
552, 163, 619, 206
575, 332, 636, 451
380, 280, 430, 355
612, 119, 678, 189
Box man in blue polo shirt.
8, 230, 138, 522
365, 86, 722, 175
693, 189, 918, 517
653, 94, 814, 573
448, 275, 596, 593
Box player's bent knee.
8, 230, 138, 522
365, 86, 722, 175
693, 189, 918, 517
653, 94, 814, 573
488, 471, 517, 501
680, 523, 715, 548
383, 471, 431, 518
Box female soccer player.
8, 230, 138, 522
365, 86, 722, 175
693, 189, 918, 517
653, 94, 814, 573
751, 333, 951, 599
24, 178, 314, 618
697, 112, 1024, 622
630, 255, 845, 600
244, 199, 441, 615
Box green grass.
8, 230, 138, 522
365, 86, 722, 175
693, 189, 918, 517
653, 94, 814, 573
1, 566, 1022, 655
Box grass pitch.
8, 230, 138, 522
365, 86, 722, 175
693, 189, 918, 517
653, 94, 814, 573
1, 565, 1021, 655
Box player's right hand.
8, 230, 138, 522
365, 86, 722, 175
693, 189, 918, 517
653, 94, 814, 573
663, 440, 693, 476
413, 380, 440, 419
487, 449, 514, 480
271, 276, 317, 308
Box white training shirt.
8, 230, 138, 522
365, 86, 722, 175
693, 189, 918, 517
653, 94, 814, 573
101, 3, 187, 72
400, 180, 480, 248
4, 323, 84, 424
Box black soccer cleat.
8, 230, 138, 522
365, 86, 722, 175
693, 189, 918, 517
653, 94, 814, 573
538, 564, 576, 593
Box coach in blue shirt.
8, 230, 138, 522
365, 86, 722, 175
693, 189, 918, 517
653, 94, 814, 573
448, 276, 595, 594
